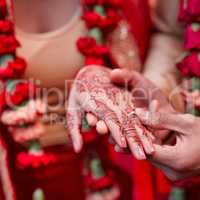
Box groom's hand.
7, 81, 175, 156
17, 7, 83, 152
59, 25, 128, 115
136, 108, 200, 181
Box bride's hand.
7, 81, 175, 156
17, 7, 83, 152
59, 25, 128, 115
66, 66, 155, 159
87, 69, 175, 144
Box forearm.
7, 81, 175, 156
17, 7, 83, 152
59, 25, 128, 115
143, 33, 184, 111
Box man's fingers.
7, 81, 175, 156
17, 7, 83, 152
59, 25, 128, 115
110, 69, 141, 88
135, 109, 198, 135
149, 99, 159, 112
150, 144, 179, 169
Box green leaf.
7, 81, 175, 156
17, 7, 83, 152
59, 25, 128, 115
94, 5, 105, 16
186, 105, 200, 116
89, 28, 103, 44
29, 140, 42, 152
191, 77, 200, 90
170, 187, 185, 200
90, 158, 105, 179
0, 54, 14, 68
81, 116, 91, 132
192, 23, 200, 32
32, 188, 45, 200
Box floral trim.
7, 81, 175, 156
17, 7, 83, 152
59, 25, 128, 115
77, 0, 122, 66
0, 0, 55, 171
175, 0, 200, 191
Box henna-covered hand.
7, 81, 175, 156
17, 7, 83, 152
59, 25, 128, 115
67, 65, 155, 160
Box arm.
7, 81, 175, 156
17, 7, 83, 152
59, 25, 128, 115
143, 33, 185, 112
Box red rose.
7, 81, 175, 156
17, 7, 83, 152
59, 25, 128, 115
99, 10, 120, 30
0, 20, 13, 33
82, 11, 102, 28
179, 0, 200, 22
77, 37, 109, 56
0, 57, 26, 79
188, 0, 200, 16
177, 52, 200, 77
85, 56, 105, 65
77, 37, 97, 55
185, 23, 200, 49
10, 58, 27, 76
6, 81, 36, 106
0, 89, 5, 114
17, 152, 56, 169
85, 171, 114, 191
0, 36, 20, 55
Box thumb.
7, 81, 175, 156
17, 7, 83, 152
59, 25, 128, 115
110, 69, 141, 88
150, 144, 179, 169
135, 108, 197, 135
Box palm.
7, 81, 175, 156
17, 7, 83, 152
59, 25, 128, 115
111, 69, 175, 142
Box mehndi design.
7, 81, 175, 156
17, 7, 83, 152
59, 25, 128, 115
67, 66, 155, 160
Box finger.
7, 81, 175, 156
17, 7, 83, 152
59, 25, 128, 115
96, 120, 109, 135
84, 100, 127, 147
86, 113, 98, 127
106, 119, 126, 147
135, 109, 197, 135
126, 136, 146, 160
67, 93, 83, 153
135, 125, 155, 155
123, 111, 155, 155
150, 144, 179, 169
110, 69, 141, 88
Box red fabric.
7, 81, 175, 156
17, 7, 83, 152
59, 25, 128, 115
122, 0, 152, 62
133, 160, 155, 200
9, 145, 85, 200
155, 169, 172, 199
0, 183, 5, 200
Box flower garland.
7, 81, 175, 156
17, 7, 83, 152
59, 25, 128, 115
77, 0, 122, 66
177, 0, 200, 114
77, 0, 122, 196
0, 0, 56, 172
173, 0, 200, 198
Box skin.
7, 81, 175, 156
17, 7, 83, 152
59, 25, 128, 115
136, 108, 200, 181
95, 69, 200, 181
88, 69, 174, 142
67, 66, 155, 160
